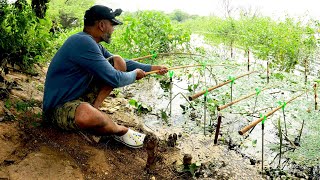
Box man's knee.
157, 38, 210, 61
112, 55, 126, 72
75, 103, 106, 129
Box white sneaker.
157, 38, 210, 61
113, 129, 146, 148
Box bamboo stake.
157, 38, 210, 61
238, 92, 305, 135
214, 113, 222, 144
262, 120, 265, 172
217, 87, 272, 111
314, 83, 318, 110
267, 62, 270, 84
230, 83, 233, 103
278, 117, 282, 168
169, 77, 173, 116
189, 71, 257, 101
204, 96, 207, 136
132, 52, 206, 61
145, 64, 225, 75
304, 58, 308, 84
247, 50, 250, 72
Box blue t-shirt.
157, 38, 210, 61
43, 32, 151, 112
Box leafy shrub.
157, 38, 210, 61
106, 11, 191, 59
0, 0, 51, 69
183, 15, 318, 72
47, 0, 94, 29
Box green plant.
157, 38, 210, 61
128, 99, 152, 114
106, 10, 191, 59
183, 15, 318, 72
182, 162, 201, 176
47, 0, 94, 29
0, 0, 51, 69
4, 99, 12, 109
160, 109, 169, 124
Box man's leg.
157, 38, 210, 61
76, 55, 128, 135
75, 103, 128, 136
75, 103, 145, 148
92, 55, 126, 108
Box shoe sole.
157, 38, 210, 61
113, 136, 144, 149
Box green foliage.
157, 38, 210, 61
47, 0, 94, 29
272, 73, 285, 80
183, 15, 318, 72
169, 9, 191, 22
160, 109, 169, 124
286, 113, 320, 166
159, 79, 171, 92
128, 99, 152, 114
182, 162, 201, 176
15, 99, 37, 112
252, 139, 257, 147
187, 83, 199, 92
4, 99, 12, 109
0, 0, 51, 68
106, 11, 191, 58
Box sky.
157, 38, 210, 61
96, 0, 319, 20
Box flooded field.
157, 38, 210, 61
119, 36, 320, 178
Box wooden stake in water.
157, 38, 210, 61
214, 113, 222, 144
304, 58, 308, 84
261, 115, 266, 173
168, 71, 174, 116
249, 88, 261, 134
204, 95, 207, 136
202, 62, 207, 136
314, 83, 318, 110
267, 62, 270, 84
278, 117, 282, 168
247, 50, 250, 72
278, 101, 287, 136
228, 76, 235, 103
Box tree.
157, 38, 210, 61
31, 0, 48, 18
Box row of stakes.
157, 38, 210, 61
163, 64, 318, 173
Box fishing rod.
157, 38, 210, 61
132, 52, 207, 61
238, 92, 305, 135
217, 86, 273, 111
145, 64, 232, 76
188, 71, 258, 101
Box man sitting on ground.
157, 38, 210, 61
43, 5, 168, 148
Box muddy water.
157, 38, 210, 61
119, 35, 319, 178
122, 64, 314, 178
124, 76, 266, 179
123, 73, 265, 154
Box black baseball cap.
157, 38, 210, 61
84, 5, 123, 25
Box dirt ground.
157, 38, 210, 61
0, 66, 263, 180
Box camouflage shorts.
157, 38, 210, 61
50, 84, 99, 131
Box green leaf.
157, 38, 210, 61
277, 101, 287, 110
203, 87, 208, 97
201, 61, 207, 70
252, 139, 257, 147
260, 113, 267, 124
129, 99, 137, 107
169, 70, 174, 78
255, 88, 261, 96
228, 76, 235, 85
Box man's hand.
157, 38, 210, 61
135, 69, 146, 80
151, 65, 168, 75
